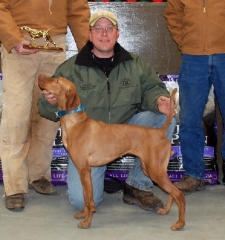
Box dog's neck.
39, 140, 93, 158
56, 105, 85, 117
56, 88, 84, 117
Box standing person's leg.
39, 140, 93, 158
27, 35, 66, 194
0, 46, 40, 209
123, 111, 176, 210
211, 54, 225, 184
174, 54, 212, 194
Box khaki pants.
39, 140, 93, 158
0, 35, 66, 196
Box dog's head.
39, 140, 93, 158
38, 74, 81, 112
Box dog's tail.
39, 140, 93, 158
161, 88, 177, 134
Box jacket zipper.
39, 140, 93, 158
203, 0, 206, 54
49, 0, 53, 14
203, 0, 206, 13
107, 79, 111, 123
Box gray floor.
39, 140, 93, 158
0, 181, 224, 240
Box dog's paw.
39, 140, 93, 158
78, 220, 91, 229
171, 221, 185, 231
157, 207, 169, 215
74, 211, 86, 219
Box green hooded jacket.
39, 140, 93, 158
38, 41, 169, 124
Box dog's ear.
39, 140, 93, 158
66, 89, 77, 111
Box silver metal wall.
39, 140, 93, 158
66, 2, 181, 75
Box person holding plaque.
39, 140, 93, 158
0, 0, 90, 210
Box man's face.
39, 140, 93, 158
88, 18, 119, 58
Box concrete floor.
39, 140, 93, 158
0, 181, 224, 240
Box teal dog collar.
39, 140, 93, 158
56, 105, 85, 118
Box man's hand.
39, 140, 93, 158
43, 90, 57, 105
14, 40, 39, 55
157, 95, 177, 116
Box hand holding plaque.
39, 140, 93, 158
20, 26, 63, 52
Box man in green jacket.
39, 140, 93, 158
38, 10, 176, 211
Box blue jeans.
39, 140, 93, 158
179, 54, 225, 180
67, 111, 176, 210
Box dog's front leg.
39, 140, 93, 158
73, 166, 96, 229
74, 205, 88, 219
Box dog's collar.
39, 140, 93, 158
56, 105, 85, 118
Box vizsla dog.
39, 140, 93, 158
38, 74, 185, 231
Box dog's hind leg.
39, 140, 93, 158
170, 189, 185, 231
73, 165, 96, 229
154, 173, 185, 230
143, 170, 185, 230
157, 193, 173, 215
144, 143, 185, 230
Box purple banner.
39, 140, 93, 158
168, 170, 218, 185
51, 171, 67, 186
52, 147, 68, 158
171, 145, 214, 159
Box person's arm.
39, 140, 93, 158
38, 94, 59, 122
142, 74, 170, 115
0, 0, 24, 52
141, 67, 174, 116
133, 54, 170, 114
164, 0, 184, 50
67, 0, 90, 51
0, 0, 39, 54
